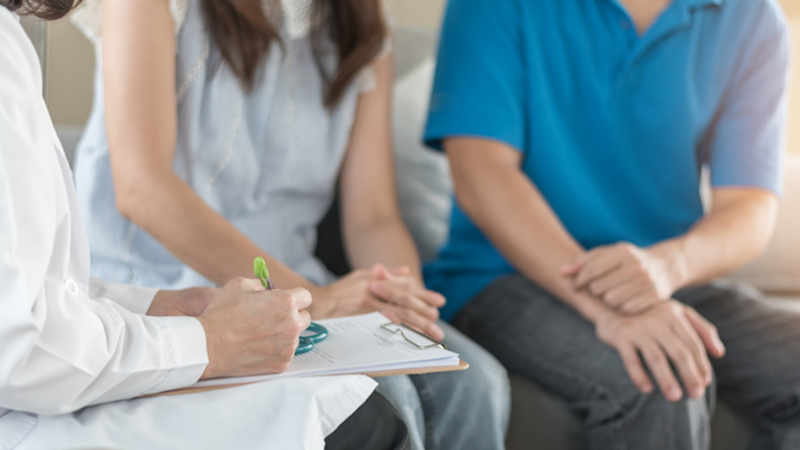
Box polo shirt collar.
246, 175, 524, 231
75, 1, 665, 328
676, 0, 723, 10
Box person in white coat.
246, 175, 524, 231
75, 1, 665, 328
0, 1, 410, 449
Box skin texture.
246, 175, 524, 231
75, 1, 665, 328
101, 0, 445, 381
147, 287, 219, 317
445, 135, 775, 401
195, 279, 312, 379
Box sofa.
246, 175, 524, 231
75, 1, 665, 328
389, 26, 800, 450
27, 19, 800, 450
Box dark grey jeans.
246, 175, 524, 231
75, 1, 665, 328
453, 275, 800, 450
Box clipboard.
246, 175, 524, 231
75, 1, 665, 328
142, 312, 468, 399
143, 360, 469, 399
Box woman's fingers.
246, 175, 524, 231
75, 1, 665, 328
683, 306, 726, 358
372, 298, 444, 341
413, 285, 446, 308
369, 281, 439, 321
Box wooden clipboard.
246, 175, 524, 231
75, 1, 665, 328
141, 359, 469, 399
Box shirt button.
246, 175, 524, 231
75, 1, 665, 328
65, 279, 80, 295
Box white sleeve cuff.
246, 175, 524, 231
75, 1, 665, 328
89, 278, 159, 315
145, 316, 209, 394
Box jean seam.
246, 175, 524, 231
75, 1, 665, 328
409, 375, 439, 450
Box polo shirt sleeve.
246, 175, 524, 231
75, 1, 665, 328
708, 4, 791, 195
424, 0, 525, 152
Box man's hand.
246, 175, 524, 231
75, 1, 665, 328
147, 287, 220, 317
308, 265, 445, 341
196, 278, 312, 380
562, 243, 680, 314
595, 301, 725, 401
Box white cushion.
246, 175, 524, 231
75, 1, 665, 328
729, 153, 800, 293
392, 58, 452, 262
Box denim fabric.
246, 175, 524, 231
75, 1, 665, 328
376, 321, 510, 450
454, 275, 800, 450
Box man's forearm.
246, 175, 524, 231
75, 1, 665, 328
446, 138, 612, 324
652, 188, 778, 291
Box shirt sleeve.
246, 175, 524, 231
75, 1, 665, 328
424, 0, 526, 152
708, 3, 791, 195
0, 13, 208, 416
88, 278, 159, 315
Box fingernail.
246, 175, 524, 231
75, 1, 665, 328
640, 383, 653, 393
692, 387, 704, 398
669, 388, 682, 401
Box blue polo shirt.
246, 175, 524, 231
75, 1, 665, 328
423, 0, 791, 321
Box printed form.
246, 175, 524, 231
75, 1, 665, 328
194, 312, 462, 388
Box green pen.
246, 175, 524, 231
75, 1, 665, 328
253, 257, 275, 291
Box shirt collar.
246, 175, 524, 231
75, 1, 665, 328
677, 0, 723, 10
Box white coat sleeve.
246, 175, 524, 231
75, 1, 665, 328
88, 279, 159, 315
0, 11, 208, 416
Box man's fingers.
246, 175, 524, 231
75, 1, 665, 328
637, 338, 683, 402
370, 281, 439, 321
657, 329, 706, 399
603, 280, 648, 309
684, 306, 726, 358
588, 265, 643, 298
573, 253, 622, 290
617, 344, 653, 393
619, 294, 661, 314
671, 318, 712, 386
560, 252, 590, 276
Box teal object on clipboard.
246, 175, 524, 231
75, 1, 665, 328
253, 257, 329, 354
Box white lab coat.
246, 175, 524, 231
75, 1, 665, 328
0, 9, 375, 449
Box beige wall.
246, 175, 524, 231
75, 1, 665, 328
46, 0, 799, 154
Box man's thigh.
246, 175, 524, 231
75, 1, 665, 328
452, 275, 643, 424
676, 282, 800, 426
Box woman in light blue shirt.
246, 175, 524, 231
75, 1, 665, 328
71, 0, 509, 448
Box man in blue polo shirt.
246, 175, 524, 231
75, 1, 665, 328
424, 0, 798, 447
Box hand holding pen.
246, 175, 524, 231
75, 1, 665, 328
253, 257, 327, 354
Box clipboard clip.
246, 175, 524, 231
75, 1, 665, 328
380, 322, 447, 350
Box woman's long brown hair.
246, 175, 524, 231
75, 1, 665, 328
202, 0, 387, 107
1, 0, 81, 20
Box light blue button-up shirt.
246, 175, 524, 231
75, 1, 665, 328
424, 0, 791, 321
